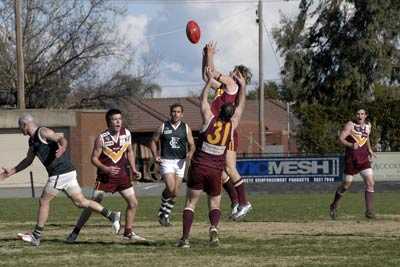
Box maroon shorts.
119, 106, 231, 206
227, 129, 238, 152
344, 153, 371, 176
95, 176, 132, 193
187, 164, 223, 196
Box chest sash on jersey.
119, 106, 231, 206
350, 123, 369, 147
101, 130, 130, 164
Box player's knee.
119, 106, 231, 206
39, 197, 50, 207
343, 181, 352, 190
209, 201, 220, 210
185, 200, 196, 210
74, 197, 90, 208
185, 204, 196, 211
93, 195, 103, 203
127, 198, 138, 209
365, 181, 374, 191
209, 203, 220, 210
225, 163, 234, 173
170, 189, 178, 198
92, 192, 104, 203
224, 166, 235, 179
365, 185, 374, 192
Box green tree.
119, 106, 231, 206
68, 73, 161, 109
275, 0, 400, 105
274, 0, 400, 152
0, 0, 161, 108
247, 81, 282, 100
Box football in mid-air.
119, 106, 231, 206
186, 20, 201, 44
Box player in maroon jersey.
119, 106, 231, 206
329, 109, 377, 219
66, 109, 146, 243
202, 41, 253, 220
177, 67, 247, 248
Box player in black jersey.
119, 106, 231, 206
150, 103, 195, 226
0, 114, 121, 246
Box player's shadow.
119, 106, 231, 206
58, 239, 160, 246
0, 237, 160, 247
0, 237, 21, 242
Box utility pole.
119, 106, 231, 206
15, 0, 25, 109
287, 102, 290, 154
257, 0, 265, 152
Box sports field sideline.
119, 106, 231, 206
1, 191, 400, 266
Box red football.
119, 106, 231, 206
186, 20, 201, 44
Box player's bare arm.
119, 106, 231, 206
126, 143, 141, 178
150, 124, 163, 163
204, 41, 218, 76
339, 121, 357, 149
186, 126, 196, 161
205, 41, 238, 87
40, 127, 67, 158
0, 148, 35, 180
200, 68, 214, 124
231, 72, 246, 129
91, 136, 120, 176
202, 41, 226, 90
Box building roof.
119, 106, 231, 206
123, 97, 290, 133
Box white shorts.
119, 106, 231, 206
160, 159, 187, 178
44, 170, 82, 196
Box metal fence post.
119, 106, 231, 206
29, 171, 35, 198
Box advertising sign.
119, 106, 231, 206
353, 152, 400, 181
237, 155, 343, 183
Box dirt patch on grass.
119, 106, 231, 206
220, 220, 400, 239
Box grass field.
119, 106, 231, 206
1, 192, 400, 266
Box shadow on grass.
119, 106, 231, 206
0, 237, 163, 247
0, 237, 21, 242
58, 238, 160, 246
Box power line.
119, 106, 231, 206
143, 7, 252, 40
144, 27, 184, 39
125, 0, 300, 4
159, 78, 281, 88
262, 20, 282, 68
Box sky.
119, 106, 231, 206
112, 0, 301, 97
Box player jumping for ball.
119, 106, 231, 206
177, 67, 247, 248
201, 41, 253, 220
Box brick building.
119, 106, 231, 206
0, 98, 296, 188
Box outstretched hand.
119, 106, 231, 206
0, 167, 12, 181
233, 71, 246, 88
205, 41, 217, 55
205, 66, 215, 81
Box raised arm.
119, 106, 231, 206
150, 124, 163, 163
231, 72, 247, 129
339, 122, 356, 149
200, 68, 214, 124
0, 148, 35, 181
202, 41, 228, 90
